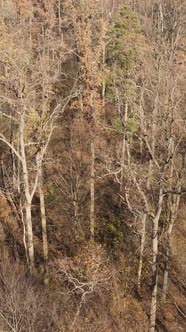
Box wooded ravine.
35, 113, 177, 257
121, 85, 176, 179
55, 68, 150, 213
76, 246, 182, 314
0, 1, 186, 331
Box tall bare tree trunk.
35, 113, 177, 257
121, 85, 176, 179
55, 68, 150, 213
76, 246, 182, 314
10, 122, 17, 190
0, 0, 4, 23
39, 173, 49, 285
37, 153, 49, 284
58, 0, 62, 33
158, 1, 164, 33
89, 89, 96, 240
162, 138, 183, 301
73, 193, 79, 229
149, 188, 164, 332
25, 202, 34, 270
162, 194, 179, 302
102, 41, 106, 122
20, 113, 35, 270
90, 134, 95, 239
120, 103, 128, 199
20, 197, 29, 266
138, 213, 147, 290
147, 94, 158, 190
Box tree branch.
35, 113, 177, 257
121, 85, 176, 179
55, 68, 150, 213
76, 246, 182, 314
0, 134, 23, 162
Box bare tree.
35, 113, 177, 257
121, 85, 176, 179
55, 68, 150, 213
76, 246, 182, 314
0, 9, 67, 270
63, 0, 112, 239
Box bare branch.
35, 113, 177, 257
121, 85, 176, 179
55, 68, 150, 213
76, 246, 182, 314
0, 134, 23, 162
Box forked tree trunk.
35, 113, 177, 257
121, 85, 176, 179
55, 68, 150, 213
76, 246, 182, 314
20, 113, 35, 270
0, 122, 35, 270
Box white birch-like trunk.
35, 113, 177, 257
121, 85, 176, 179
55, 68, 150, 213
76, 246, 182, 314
20, 113, 35, 270
90, 90, 95, 240
39, 175, 49, 285
162, 137, 178, 301
162, 193, 180, 302
25, 202, 34, 269
138, 213, 147, 290
102, 41, 106, 122
10, 123, 17, 190
159, 2, 164, 33
20, 198, 29, 266
147, 159, 153, 191
147, 95, 158, 190
58, 0, 62, 33
149, 188, 164, 332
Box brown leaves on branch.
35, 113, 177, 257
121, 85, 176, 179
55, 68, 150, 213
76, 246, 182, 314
15, 0, 56, 25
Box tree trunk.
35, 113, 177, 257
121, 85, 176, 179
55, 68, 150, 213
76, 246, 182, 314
20, 197, 29, 266
146, 94, 158, 190
58, 0, 62, 33
102, 42, 106, 121
39, 174, 49, 285
147, 160, 153, 190
10, 122, 17, 190
90, 135, 95, 239
25, 201, 34, 270
119, 103, 128, 200
37, 153, 49, 284
20, 113, 35, 270
138, 213, 147, 290
149, 188, 163, 332
162, 193, 180, 302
